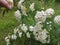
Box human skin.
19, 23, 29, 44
0, 0, 12, 9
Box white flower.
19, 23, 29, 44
54, 15, 60, 25
17, 0, 25, 9
18, 32, 22, 38
11, 34, 17, 40
49, 21, 52, 24
21, 24, 28, 33
17, 1, 22, 9
33, 28, 49, 43
35, 11, 46, 23
20, 0, 24, 3
29, 26, 34, 32
38, 30, 48, 43
21, 5, 27, 16
34, 22, 43, 30
38, 29, 48, 40
33, 22, 43, 36
45, 8, 54, 18
6, 43, 10, 45
38, 29, 49, 43
38, 37, 47, 43
29, 3, 35, 11
46, 35, 50, 43
5, 36, 10, 45
5, 37, 10, 42
46, 22, 50, 25
14, 10, 21, 21
14, 28, 19, 34
26, 32, 30, 38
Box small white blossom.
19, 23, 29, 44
35, 11, 46, 23
5, 37, 10, 42
29, 26, 34, 32
46, 22, 50, 25
26, 32, 30, 38
50, 28, 52, 30
35, 30, 50, 43
14, 28, 19, 34
17, 0, 24, 9
21, 24, 28, 33
20, 0, 24, 3
33, 28, 50, 43
5, 36, 10, 45
18, 32, 22, 38
29, 3, 35, 11
47, 35, 50, 43
33, 22, 43, 36
39, 29, 48, 40
54, 15, 60, 25
21, 5, 27, 16
14, 10, 21, 21
11, 34, 17, 40
17, 1, 22, 9
46, 21, 52, 25
45, 8, 54, 18
49, 21, 52, 24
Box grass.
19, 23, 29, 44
0, 2, 60, 45
0, 10, 19, 45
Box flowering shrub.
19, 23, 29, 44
5, 0, 60, 45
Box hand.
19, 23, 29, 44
0, 0, 13, 9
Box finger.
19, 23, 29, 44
0, 0, 12, 9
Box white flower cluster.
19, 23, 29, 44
5, 35, 10, 45
35, 8, 54, 23
34, 29, 50, 43
35, 11, 47, 23
6, 0, 60, 45
5, 23, 50, 44
20, 8, 54, 43
33, 22, 50, 43
21, 24, 28, 33
54, 15, 60, 25
17, 0, 25, 9
11, 34, 17, 40
14, 10, 21, 21
45, 8, 54, 18
29, 26, 34, 32
29, 3, 35, 11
